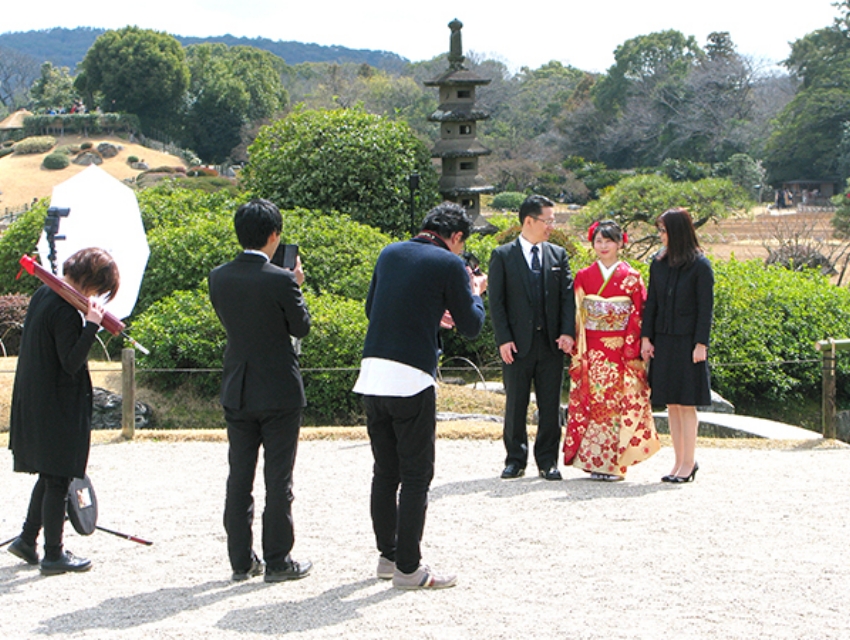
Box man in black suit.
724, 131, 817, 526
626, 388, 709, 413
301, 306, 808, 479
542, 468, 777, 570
209, 198, 312, 583
488, 195, 575, 480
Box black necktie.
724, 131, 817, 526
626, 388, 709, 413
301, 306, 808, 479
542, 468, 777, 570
531, 245, 541, 272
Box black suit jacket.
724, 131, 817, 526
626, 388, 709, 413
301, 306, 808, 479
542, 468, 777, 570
642, 253, 714, 346
209, 252, 311, 411
488, 239, 575, 359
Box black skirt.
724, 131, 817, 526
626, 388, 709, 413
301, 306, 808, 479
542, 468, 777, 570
648, 333, 711, 407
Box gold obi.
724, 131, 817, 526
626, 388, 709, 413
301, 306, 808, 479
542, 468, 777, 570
583, 295, 631, 332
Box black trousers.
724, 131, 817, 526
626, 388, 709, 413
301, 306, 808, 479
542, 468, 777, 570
21, 474, 72, 561
502, 330, 565, 470
363, 387, 436, 575
223, 406, 301, 572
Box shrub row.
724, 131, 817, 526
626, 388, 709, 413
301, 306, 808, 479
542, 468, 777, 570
13, 136, 56, 155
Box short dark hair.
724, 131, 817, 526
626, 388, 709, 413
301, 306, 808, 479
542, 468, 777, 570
420, 201, 473, 241
234, 198, 282, 249
518, 194, 555, 224
63, 247, 120, 300
657, 207, 702, 267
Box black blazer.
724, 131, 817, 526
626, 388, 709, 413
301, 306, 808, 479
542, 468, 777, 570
209, 252, 311, 411
642, 253, 714, 346
488, 239, 575, 359
10, 286, 99, 478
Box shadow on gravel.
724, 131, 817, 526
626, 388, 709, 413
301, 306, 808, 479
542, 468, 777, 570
35, 579, 275, 634
216, 578, 402, 635
429, 474, 672, 502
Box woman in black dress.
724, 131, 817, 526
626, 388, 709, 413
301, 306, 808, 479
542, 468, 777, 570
640, 208, 713, 484
7, 247, 119, 575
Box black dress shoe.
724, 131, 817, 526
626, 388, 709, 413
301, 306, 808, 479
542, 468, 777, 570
500, 463, 525, 479
232, 555, 265, 581
539, 466, 562, 481
8, 537, 39, 566
40, 551, 92, 576
265, 558, 312, 582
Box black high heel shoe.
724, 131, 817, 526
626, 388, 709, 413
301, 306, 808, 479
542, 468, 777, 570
661, 474, 677, 483
670, 462, 699, 483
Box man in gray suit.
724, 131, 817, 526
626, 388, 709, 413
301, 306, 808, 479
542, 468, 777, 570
488, 195, 575, 480
209, 198, 312, 583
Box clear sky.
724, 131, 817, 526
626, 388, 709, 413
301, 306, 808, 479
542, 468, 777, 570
1, 0, 841, 73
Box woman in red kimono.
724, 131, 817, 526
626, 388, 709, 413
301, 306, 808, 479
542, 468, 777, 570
563, 220, 659, 481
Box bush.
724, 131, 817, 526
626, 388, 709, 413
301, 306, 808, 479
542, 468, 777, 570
42, 152, 70, 170
0, 294, 30, 355
80, 141, 93, 150
134, 213, 239, 317
242, 108, 440, 236
55, 144, 80, 155
0, 205, 47, 296
132, 284, 224, 397
170, 176, 239, 195
710, 259, 850, 408
0, 147, 13, 159
186, 166, 219, 177
127, 155, 139, 163
13, 136, 56, 155
300, 292, 369, 424
490, 192, 527, 211
278, 209, 390, 301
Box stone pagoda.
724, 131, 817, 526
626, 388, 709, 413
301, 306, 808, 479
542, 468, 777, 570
424, 19, 496, 233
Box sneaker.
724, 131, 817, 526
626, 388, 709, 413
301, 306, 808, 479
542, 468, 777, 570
392, 564, 457, 590
8, 537, 39, 566
377, 556, 395, 580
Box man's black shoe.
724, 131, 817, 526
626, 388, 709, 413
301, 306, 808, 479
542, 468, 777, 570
8, 537, 38, 565
500, 463, 525, 479
265, 558, 312, 582
539, 466, 563, 481
233, 556, 265, 581
40, 551, 92, 576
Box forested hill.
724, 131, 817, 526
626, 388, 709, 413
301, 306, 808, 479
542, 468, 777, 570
0, 27, 410, 72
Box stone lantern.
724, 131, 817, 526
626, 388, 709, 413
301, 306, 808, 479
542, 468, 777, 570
424, 19, 496, 233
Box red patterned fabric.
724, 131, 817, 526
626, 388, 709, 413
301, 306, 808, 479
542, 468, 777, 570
563, 262, 659, 476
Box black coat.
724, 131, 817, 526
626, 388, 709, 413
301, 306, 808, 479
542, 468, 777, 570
9, 286, 99, 478
641, 253, 714, 345
488, 239, 575, 358
209, 252, 311, 411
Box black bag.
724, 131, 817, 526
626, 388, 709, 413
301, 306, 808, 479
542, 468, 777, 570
67, 475, 98, 536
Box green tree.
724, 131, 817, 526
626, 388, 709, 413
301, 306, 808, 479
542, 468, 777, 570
183, 44, 289, 162
29, 62, 77, 112
581, 173, 750, 257
75, 27, 189, 136
765, 2, 850, 183
242, 107, 439, 236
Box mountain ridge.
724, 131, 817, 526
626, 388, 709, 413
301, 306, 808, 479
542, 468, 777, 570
0, 26, 411, 73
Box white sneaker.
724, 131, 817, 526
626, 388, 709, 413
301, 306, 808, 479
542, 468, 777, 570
392, 564, 457, 590
377, 556, 395, 580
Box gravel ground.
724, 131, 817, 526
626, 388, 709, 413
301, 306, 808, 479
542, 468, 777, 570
1, 435, 849, 639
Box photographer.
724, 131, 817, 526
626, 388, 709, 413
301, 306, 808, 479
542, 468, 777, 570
354, 202, 487, 590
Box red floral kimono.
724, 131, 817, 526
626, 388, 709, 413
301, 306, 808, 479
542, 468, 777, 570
563, 261, 659, 477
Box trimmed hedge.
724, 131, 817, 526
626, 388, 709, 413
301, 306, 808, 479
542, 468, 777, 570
42, 152, 70, 170
13, 136, 56, 155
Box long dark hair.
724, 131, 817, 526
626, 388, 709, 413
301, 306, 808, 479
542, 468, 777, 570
656, 208, 702, 268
